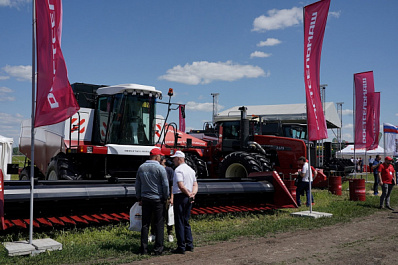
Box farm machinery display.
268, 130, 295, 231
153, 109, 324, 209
1, 83, 300, 231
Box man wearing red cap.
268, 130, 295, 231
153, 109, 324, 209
135, 148, 169, 255
378, 156, 396, 210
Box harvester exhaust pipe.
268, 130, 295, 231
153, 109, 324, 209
239, 106, 249, 149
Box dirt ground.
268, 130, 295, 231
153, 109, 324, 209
130, 210, 398, 265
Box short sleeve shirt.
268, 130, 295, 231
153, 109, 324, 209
378, 163, 395, 184
301, 162, 313, 182
172, 163, 196, 195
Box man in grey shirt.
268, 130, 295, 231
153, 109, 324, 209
136, 148, 169, 255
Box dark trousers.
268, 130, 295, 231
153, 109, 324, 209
380, 183, 394, 207
173, 193, 193, 251
140, 198, 165, 254
150, 202, 173, 236
373, 173, 379, 195
296, 181, 314, 206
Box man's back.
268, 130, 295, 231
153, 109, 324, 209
136, 160, 168, 200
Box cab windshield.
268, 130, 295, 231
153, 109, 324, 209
93, 93, 155, 145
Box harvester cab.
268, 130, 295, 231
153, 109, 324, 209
19, 83, 163, 181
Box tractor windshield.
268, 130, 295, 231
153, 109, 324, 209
93, 93, 156, 145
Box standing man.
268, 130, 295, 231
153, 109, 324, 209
368, 156, 374, 172
170, 151, 198, 254
135, 148, 169, 255
378, 156, 396, 210
296, 156, 314, 207
372, 155, 382, 195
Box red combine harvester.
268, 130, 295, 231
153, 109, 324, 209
1, 83, 297, 231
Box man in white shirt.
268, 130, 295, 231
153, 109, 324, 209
170, 151, 198, 254
296, 156, 314, 207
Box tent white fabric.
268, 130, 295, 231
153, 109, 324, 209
215, 102, 341, 129
337, 144, 390, 156
0, 135, 13, 180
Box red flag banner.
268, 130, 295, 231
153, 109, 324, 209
354, 71, 375, 149
304, 0, 330, 141
35, 0, 79, 127
367, 92, 380, 150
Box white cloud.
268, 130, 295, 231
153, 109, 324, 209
329, 11, 341, 18
250, 51, 272, 58
0, 86, 15, 101
343, 132, 352, 142
0, 76, 10, 80
0, 0, 30, 8
252, 7, 302, 32
257, 38, 282, 47
159, 61, 267, 85
344, 123, 353, 129
2, 65, 32, 81
0, 112, 24, 125
185, 101, 225, 112
342, 109, 353, 115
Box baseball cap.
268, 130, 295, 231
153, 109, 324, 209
150, 148, 164, 156
170, 150, 185, 158
385, 156, 393, 161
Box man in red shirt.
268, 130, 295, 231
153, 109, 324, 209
378, 156, 396, 210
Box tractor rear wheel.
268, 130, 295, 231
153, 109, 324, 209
251, 153, 273, 172
19, 168, 30, 180
19, 166, 45, 180
219, 151, 262, 179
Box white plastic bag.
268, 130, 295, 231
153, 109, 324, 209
129, 202, 142, 232
167, 205, 174, 226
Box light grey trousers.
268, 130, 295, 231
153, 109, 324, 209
380, 183, 394, 207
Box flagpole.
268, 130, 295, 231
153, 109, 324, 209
29, 0, 36, 245
353, 77, 356, 174
383, 124, 386, 158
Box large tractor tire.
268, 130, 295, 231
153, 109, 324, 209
19, 168, 30, 180
219, 151, 262, 179
251, 153, 273, 172
19, 166, 45, 180
46, 153, 80, 180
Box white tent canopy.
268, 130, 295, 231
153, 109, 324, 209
337, 144, 391, 157
0, 135, 13, 180
215, 102, 341, 129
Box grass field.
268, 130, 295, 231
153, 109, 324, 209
0, 179, 396, 265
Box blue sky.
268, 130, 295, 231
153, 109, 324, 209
1, 0, 397, 147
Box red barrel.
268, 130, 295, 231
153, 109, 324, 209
284, 180, 297, 202
349, 179, 366, 201
328, 176, 342, 195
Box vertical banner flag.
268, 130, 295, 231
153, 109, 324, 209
383, 123, 398, 156
179, 105, 186, 132
35, 0, 79, 127
304, 0, 330, 141
354, 71, 375, 149
368, 92, 380, 150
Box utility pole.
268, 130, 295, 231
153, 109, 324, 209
211, 93, 219, 124
336, 102, 344, 158
319, 84, 328, 167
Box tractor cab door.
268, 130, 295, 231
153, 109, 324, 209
220, 121, 241, 152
